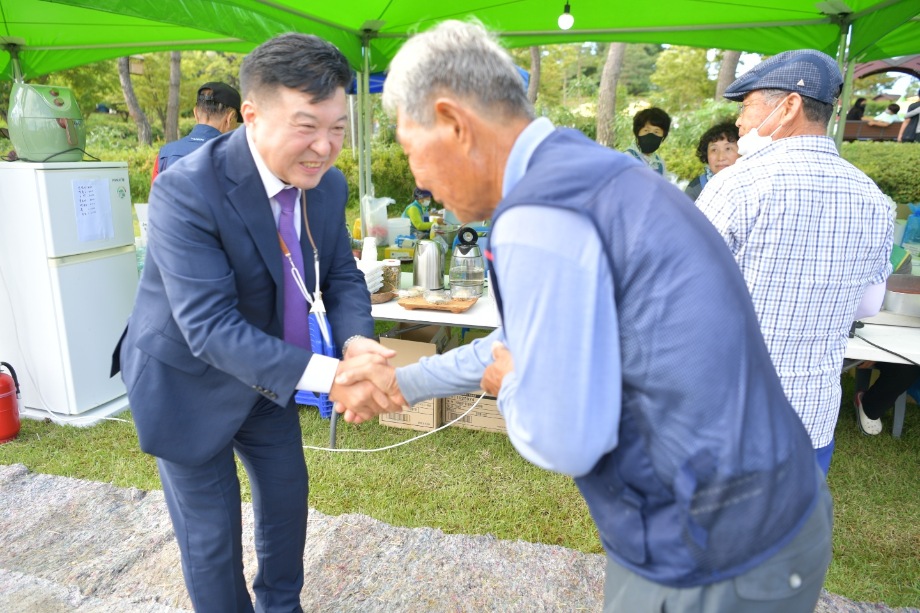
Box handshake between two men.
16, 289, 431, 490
326, 336, 515, 424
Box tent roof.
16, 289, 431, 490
4, 0, 919, 79
0, 0, 254, 79
853, 54, 920, 81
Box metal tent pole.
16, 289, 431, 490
6, 44, 23, 82
348, 94, 357, 159
836, 57, 856, 151
831, 19, 853, 151
362, 42, 373, 201
356, 63, 368, 239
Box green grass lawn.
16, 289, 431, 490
0, 374, 917, 607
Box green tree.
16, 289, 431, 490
117, 56, 151, 146
54, 60, 121, 117
714, 50, 742, 99
182, 50, 243, 91
853, 73, 902, 97
535, 47, 563, 107
907, 80, 919, 98
619, 44, 663, 96
166, 52, 181, 143
131, 50, 244, 140
509, 45, 543, 104
527, 46, 541, 103
597, 43, 626, 147
0, 60, 121, 119
130, 53, 172, 135
0, 80, 11, 125
649, 46, 712, 111
525, 43, 603, 108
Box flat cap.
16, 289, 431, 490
197, 81, 243, 122
723, 49, 843, 105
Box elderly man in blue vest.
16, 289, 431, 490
335, 20, 832, 612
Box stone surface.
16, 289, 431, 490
0, 464, 915, 612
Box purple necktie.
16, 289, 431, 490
276, 188, 310, 349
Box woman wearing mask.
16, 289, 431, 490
624, 107, 671, 175
684, 122, 740, 201
402, 187, 437, 240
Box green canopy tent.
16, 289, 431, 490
0, 0, 259, 79
36, 0, 920, 69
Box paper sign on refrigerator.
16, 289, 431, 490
72, 178, 115, 242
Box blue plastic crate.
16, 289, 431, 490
294, 310, 337, 419
295, 389, 334, 418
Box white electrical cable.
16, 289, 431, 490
303, 391, 486, 453
29, 407, 131, 425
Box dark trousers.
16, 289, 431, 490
856, 363, 920, 420
157, 398, 308, 613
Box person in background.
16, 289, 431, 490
339, 20, 833, 612
115, 34, 403, 611
624, 107, 670, 175
151, 82, 242, 183
695, 49, 893, 475
897, 99, 920, 143
846, 97, 867, 120
402, 187, 438, 239
855, 363, 920, 435
865, 103, 901, 127
684, 121, 740, 201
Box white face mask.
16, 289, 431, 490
736, 97, 787, 157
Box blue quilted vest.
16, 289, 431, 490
490, 128, 818, 587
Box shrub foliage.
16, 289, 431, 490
840, 141, 920, 212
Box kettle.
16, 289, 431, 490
449, 227, 485, 298
413, 239, 444, 290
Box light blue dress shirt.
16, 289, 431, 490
396, 118, 621, 477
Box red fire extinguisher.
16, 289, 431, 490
0, 362, 21, 444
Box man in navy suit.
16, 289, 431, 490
116, 33, 404, 612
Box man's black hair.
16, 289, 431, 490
240, 33, 354, 102
802, 96, 834, 125
632, 107, 672, 138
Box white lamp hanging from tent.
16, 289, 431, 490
558, 2, 574, 30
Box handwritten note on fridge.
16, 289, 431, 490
72, 179, 115, 242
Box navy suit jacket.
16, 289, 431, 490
119, 127, 373, 465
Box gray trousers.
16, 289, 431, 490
603, 465, 833, 613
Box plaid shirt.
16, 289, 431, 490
696, 135, 892, 448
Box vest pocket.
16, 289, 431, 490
608, 489, 648, 565
582, 482, 648, 566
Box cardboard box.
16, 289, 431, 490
439, 333, 507, 435
378, 324, 451, 431
442, 391, 505, 434
384, 246, 414, 261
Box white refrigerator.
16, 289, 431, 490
0, 161, 138, 424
